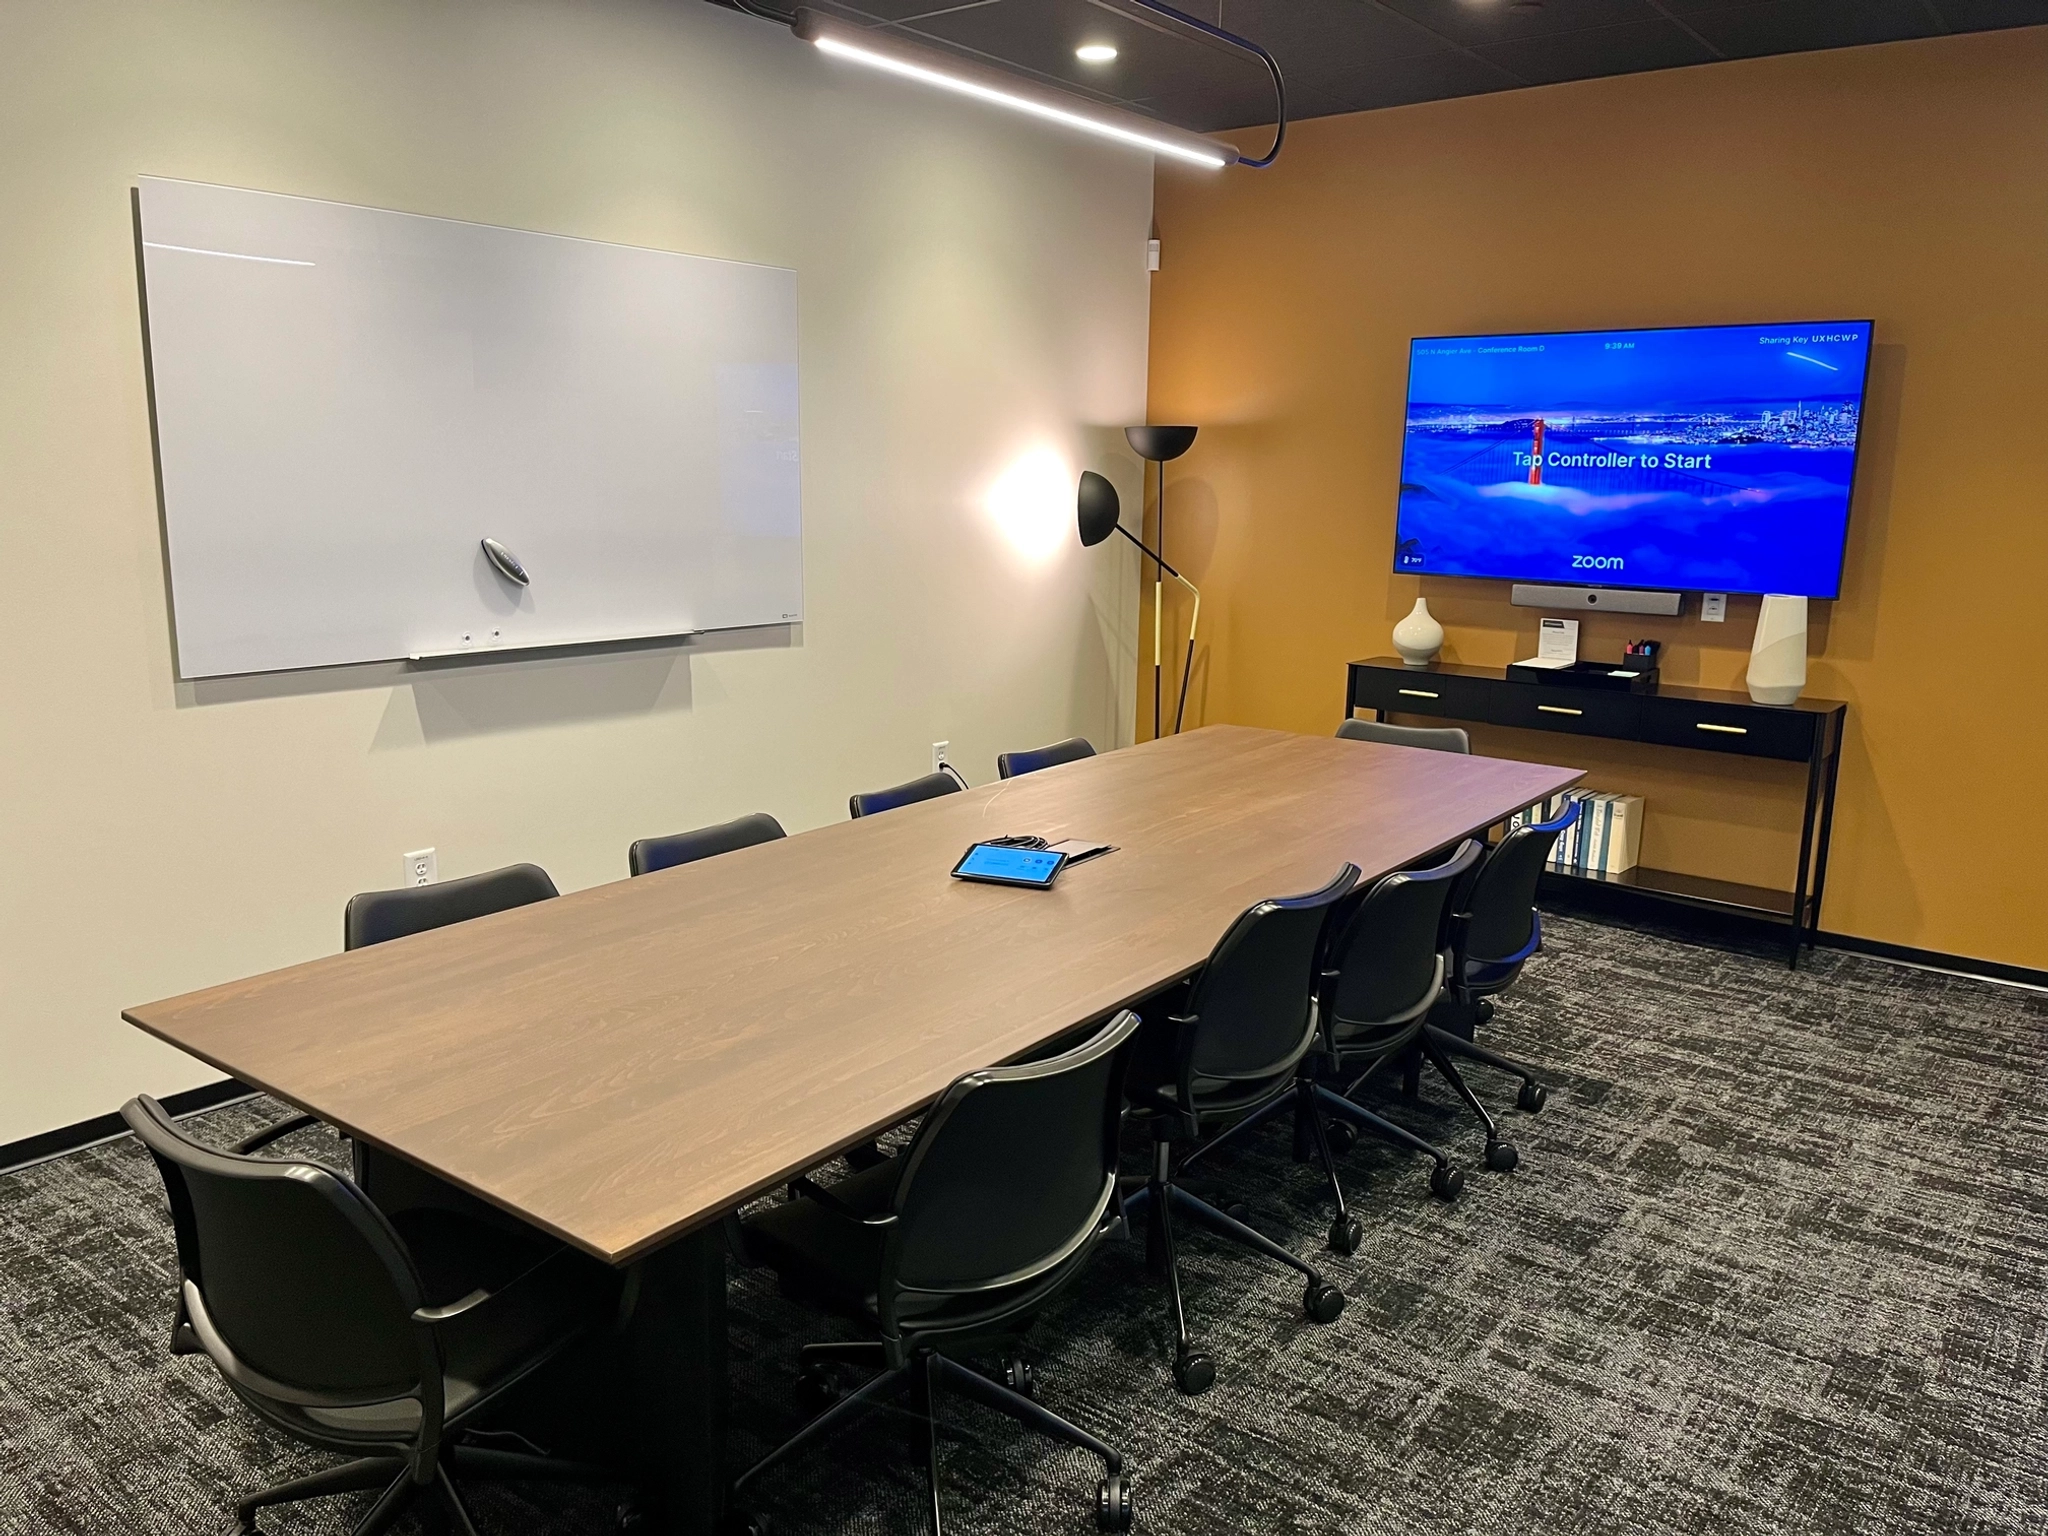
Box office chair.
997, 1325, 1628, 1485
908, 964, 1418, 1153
122, 1095, 621, 1536
995, 736, 1096, 779
848, 769, 963, 819
729, 1010, 1143, 1535
1336, 717, 1472, 754
1423, 800, 1581, 1119
345, 864, 559, 950
1121, 865, 1359, 1396
1303, 841, 1489, 1223
629, 812, 785, 876
234, 864, 562, 1160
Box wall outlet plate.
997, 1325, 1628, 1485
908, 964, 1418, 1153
931, 741, 950, 774
404, 848, 437, 887
1701, 592, 1728, 623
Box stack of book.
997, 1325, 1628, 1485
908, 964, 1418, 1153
1504, 790, 1644, 876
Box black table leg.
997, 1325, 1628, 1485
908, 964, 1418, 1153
625, 1229, 730, 1535
1788, 743, 1824, 969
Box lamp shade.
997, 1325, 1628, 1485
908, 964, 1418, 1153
1124, 425, 1198, 462
1076, 470, 1121, 548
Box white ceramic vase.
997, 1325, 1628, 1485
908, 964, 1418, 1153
1392, 597, 1444, 668
1746, 594, 1808, 705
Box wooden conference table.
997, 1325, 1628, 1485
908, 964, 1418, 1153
126, 725, 1580, 1532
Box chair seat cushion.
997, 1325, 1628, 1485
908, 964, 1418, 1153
286, 1210, 615, 1445
742, 1158, 900, 1315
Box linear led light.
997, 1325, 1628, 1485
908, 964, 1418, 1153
791, 10, 1234, 170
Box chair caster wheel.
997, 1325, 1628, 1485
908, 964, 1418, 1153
1429, 1163, 1465, 1202
1485, 1140, 1519, 1173
796, 1366, 839, 1414
722, 1510, 770, 1536
1224, 1201, 1252, 1226
616, 1501, 649, 1533
1096, 1473, 1134, 1532
1173, 1350, 1215, 1396
1328, 1214, 1362, 1255
1517, 1081, 1547, 1113
1474, 1000, 1495, 1025
1303, 1281, 1345, 1324
1325, 1120, 1357, 1156
1003, 1355, 1037, 1398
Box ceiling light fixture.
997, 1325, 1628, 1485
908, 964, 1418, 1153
790, 9, 1235, 170
1075, 43, 1118, 63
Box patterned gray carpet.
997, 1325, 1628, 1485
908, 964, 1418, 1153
3, 915, 2044, 1535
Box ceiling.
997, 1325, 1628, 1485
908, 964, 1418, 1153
773, 1, 2048, 134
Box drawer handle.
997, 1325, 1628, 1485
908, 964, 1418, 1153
1398, 688, 1440, 699
1537, 705, 1583, 716
1696, 722, 1748, 735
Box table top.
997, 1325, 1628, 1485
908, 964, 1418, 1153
125, 725, 1581, 1264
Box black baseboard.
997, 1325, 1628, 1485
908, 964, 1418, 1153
0, 1078, 254, 1176
1542, 882, 2048, 991
1812, 930, 2048, 991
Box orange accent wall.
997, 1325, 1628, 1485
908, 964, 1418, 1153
1144, 27, 2048, 971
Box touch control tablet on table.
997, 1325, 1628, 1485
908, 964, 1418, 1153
951, 843, 1069, 888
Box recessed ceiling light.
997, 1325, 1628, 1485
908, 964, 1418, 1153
1076, 43, 1118, 64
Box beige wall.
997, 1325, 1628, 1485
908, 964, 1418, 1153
0, 0, 1154, 1143
1147, 28, 2048, 972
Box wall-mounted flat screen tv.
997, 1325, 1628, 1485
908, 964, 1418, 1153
1392, 320, 1874, 598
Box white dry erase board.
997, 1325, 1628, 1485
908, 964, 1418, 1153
136, 177, 802, 677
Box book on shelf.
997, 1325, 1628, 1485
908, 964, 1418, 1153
1505, 790, 1643, 876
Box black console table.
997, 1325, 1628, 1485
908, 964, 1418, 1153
1346, 657, 1846, 967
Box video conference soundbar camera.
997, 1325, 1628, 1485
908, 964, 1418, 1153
1391, 320, 1874, 604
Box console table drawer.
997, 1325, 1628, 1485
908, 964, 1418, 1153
1488, 687, 1642, 739
1638, 698, 1817, 761
1354, 669, 1492, 721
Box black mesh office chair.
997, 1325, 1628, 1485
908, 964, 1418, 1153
995, 737, 1096, 779
1121, 866, 1359, 1396
848, 769, 964, 818
122, 1095, 620, 1536
1304, 841, 1489, 1221
345, 864, 558, 950
235, 864, 561, 1161
628, 812, 785, 877
729, 1011, 1143, 1535
1336, 718, 1472, 754
1424, 800, 1581, 1118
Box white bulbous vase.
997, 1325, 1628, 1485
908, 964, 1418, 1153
1746, 594, 1808, 705
1392, 597, 1444, 668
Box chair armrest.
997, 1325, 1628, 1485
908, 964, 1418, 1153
409, 1248, 566, 1325
789, 1175, 898, 1228
233, 1113, 320, 1155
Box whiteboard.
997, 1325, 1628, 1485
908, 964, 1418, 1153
137, 177, 802, 677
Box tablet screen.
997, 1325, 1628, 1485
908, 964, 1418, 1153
954, 844, 1065, 886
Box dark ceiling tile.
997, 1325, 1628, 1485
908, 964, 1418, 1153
1926, 0, 2048, 26
1272, 48, 1525, 121
1659, 0, 1943, 58
1372, 0, 1669, 48
1472, 16, 1718, 82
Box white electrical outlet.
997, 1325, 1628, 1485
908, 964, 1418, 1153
932, 741, 950, 774
1701, 592, 1728, 623
404, 848, 437, 887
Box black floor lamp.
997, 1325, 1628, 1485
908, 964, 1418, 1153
1115, 426, 1198, 738
1077, 459, 1201, 739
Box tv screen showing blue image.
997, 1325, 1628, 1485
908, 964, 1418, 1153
1392, 321, 1874, 597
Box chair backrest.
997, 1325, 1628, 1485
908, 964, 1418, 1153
121, 1095, 431, 1408
884, 1010, 1139, 1303
995, 737, 1096, 779
1459, 800, 1580, 967
344, 863, 558, 950
1182, 865, 1360, 1081
1321, 841, 1481, 1028
1336, 717, 1472, 754
629, 812, 785, 877
849, 770, 961, 819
